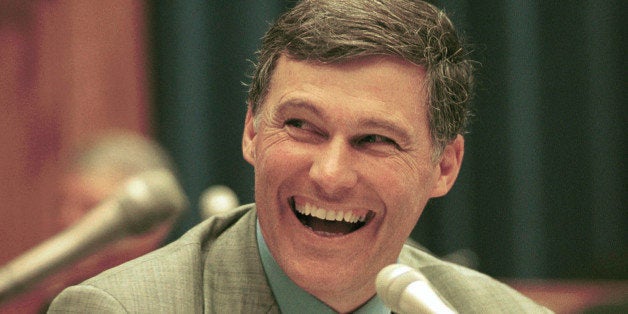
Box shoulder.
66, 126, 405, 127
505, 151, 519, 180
399, 244, 552, 313
83, 204, 256, 286
48, 205, 257, 313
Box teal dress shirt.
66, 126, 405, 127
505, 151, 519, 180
256, 221, 390, 314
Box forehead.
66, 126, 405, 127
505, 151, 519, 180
271, 54, 425, 91
262, 54, 429, 122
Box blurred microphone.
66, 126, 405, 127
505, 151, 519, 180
199, 185, 239, 219
0, 169, 188, 303
376, 264, 456, 314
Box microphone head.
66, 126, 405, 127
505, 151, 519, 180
199, 185, 239, 219
115, 169, 188, 234
376, 264, 426, 312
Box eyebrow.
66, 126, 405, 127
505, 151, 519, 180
274, 98, 324, 119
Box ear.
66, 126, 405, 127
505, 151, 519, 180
430, 135, 464, 198
242, 106, 257, 166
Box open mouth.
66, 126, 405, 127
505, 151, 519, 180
289, 197, 374, 237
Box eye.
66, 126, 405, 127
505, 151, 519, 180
359, 134, 396, 145
355, 134, 401, 151
284, 118, 325, 142
285, 118, 305, 129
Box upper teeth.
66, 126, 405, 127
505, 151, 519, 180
295, 203, 366, 223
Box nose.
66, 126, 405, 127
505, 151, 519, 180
309, 138, 358, 196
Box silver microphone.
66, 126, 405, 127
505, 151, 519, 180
199, 185, 239, 219
376, 264, 456, 314
0, 169, 188, 303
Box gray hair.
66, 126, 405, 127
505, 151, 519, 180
247, 0, 475, 160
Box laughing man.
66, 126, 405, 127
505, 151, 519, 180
49, 1, 551, 313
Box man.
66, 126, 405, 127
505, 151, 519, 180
49, 1, 551, 313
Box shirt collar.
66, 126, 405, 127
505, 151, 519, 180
256, 220, 390, 314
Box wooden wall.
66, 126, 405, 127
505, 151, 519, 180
0, 1, 148, 309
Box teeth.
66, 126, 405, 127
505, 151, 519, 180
295, 202, 366, 224
314, 207, 326, 220
344, 211, 353, 223
325, 210, 336, 221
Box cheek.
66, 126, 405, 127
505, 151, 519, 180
254, 133, 289, 171
378, 181, 430, 245
253, 139, 310, 193
257, 144, 302, 173
368, 160, 436, 226
369, 156, 435, 200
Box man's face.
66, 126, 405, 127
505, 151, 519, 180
243, 55, 462, 299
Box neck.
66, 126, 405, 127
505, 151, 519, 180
301, 277, 377, 313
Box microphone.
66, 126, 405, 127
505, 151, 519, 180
199, 185, 239, 219
0, 169, 188, 303
376, 264, 456, 314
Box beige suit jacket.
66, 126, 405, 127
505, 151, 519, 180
48, 204, 551, 313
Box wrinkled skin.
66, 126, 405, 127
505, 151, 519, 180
242, 55, 464, 312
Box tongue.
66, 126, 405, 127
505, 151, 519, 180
308, 217, 356, 235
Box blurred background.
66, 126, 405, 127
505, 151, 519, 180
0, 0, 625, 313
